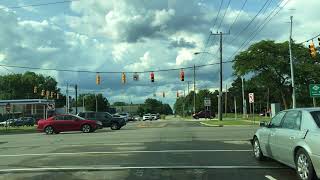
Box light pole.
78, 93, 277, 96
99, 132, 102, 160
194, 51, 222, 121
289, 16, 296, 108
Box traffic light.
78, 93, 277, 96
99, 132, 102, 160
150, 72, 155, 82
318, 37, 320, 46
176, 91, 179, 98
96, 73, 101, 85
162, 92, 165, 98
41, 90, 45, 96
133, 73, 139, 81
33, 86, 37, 93
121, 72, 126, 84
180, 69, 184, 81
309, 41, 317, 58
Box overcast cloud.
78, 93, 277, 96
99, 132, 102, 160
0, 0, 319, 107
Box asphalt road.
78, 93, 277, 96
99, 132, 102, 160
0, 120, 298, 180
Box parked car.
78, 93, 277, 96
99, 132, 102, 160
192, 111, 215, 119
150, 114, 159, 120
37, 114, 101, 134
78, 112, 126, 130
252, 108, 320, 180
119, 113, 132, 121
12, 117, 35, 127
0, 119, 16, 127
143, 114, 152, 121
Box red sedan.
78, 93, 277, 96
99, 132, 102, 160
37, 114, 102, 134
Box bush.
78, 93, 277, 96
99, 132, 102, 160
160, 115, 166, 119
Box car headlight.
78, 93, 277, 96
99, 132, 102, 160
96, 121, 102, 125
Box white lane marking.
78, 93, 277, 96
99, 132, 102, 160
0, 142, 144, 149
0, 149, 251, 157
265, 175, 277, 180
0, 166, 287, 173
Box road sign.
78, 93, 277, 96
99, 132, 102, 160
310, 84, 320, 97
204, 98, 211, 107
47, 103, 55, 111
249, 93, 254, 103
5, 103, 11, 112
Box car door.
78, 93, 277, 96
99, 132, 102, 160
64, 115, 81, 131
263, 111, 286, 159
53, 115, 67, 131
276, 110, 304, 166
104, 113, 113, 127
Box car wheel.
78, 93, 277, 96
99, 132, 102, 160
295, 149, 316, 180
111, 123, 120, 130
253, 137, 264, 161
44, 126, 54, 135
81, 124, 91, 133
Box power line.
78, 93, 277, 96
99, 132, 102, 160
0, 60, 235, 74
228, 0, 248, 32
227, 0, 272, 45
198, 0, 224, 63
0, 0, 79, 10
228, 0, 290, 60
217, 0, 231, 31
299, 33, 320, 44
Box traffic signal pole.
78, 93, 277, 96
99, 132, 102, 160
289, 16, 296, 108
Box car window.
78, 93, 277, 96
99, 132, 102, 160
64, 115, 78, 120
105, 113, 112, 119
78, 113, 84, 118
96, 113, 106, 119
87, 112, 96, 119
54, 115, 64, 120
281, 111, 301, 130
310, 111, 320, 128
269, 111, 286, 128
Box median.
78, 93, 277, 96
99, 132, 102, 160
200, 119, 261, 127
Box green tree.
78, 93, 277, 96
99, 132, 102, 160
113, 102, 127, 106
78, 93, 110, 112
162, 104, 173, 115
233, 40, 320, 109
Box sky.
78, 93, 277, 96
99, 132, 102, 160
0, 0, 319, 107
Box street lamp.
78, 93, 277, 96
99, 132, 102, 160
194, 51, 223, 121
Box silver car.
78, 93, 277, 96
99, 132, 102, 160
253, 108, 320, 180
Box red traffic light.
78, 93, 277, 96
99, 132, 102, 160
180, 69, 184, 81
150, 72, 155, 82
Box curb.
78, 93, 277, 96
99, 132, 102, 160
200, 122, 223, 127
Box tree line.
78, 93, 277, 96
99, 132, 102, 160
174, 40, 320, 115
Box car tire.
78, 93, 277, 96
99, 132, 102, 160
44, 126, 54, 135
253, 137, 265, 161
111, 123, 120, 130
81, 124, 91, 133
295, 149, 316, 180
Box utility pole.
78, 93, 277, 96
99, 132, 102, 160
193, 64, 196, 114
289, 16, 296, 108
225, 84, 228, 117
75, 84, 78, 114
241, 77, 247, 117
95, 94, 98, 112
66, 83, 69, 114
211, 31, 229, 121
82, 95, 85, 112
183, 90, 185, 117
234, 97, 237, 120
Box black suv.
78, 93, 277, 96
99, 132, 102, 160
78, 112, 126, 130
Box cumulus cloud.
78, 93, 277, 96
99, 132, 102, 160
1, 0, 320, 106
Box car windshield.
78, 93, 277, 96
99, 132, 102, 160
310, 111, 320, 128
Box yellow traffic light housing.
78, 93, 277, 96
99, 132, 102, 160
96, 73, 101, 85
33, 86, 37, 93
122, 72, 126, 84
41, 90, 45, 96
309, 41, 317, 58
